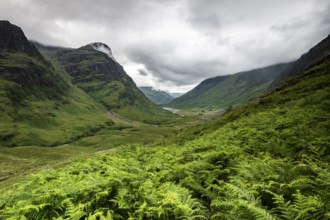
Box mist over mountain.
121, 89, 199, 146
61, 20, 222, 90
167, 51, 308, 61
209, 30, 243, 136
32, 41, 70, 55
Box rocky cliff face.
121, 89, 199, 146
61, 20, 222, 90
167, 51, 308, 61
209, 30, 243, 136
56, 44, 127, 83
0, 20, 69, 101
0, 21, 111, 146
55, 43, 170, 122
0, 21, 43, 59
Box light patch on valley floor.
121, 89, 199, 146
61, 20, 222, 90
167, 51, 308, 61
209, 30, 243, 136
163, 107, 181, 114
95, 149, 114, 155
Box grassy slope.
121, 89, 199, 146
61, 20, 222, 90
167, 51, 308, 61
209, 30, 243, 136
0, 44, 195, 185
169, 63, 292, 110
0, 51, 113, 147
0, 57, 328, 218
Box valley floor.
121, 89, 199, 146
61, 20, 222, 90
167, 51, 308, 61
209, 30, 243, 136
0, 113, 201, 189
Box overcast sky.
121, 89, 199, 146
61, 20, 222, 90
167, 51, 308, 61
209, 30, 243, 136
1, 0, 329, 92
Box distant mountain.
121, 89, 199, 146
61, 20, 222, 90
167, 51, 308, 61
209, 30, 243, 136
0, 21, 111, 146
168, 62, 293, 110
168, 92, 183, 99
139, 86, 174, 105
55, 42, 172, 123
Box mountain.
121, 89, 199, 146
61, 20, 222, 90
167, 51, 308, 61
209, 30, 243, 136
139, 86, 174, 105
168, 92, 183, 98
0, 21, 68, 99
0, 21, 44, 59
274, 34, 330, 85
0, 21, 111, 146
168, 62, 293, 110
2, 34, 329, 219
54, 42, 172, 123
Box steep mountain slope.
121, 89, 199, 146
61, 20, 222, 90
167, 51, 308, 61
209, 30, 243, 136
0, 21, 111, 146
139, 86, 174, 105
168, 62, 293, 110
0, 21, 69, 100
55, 43, 172, 123
274, 34, 330, 85
1, 35, 329, 219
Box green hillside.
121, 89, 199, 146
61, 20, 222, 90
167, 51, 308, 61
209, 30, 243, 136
168, 63, 293, 110
139, 86, 174, 105
1, 35, 329, 219
55, 44, 173, 124
0, 21, 112, 147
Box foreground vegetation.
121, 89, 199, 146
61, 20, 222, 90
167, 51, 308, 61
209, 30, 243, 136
0, 117, 194, 188
0, 57, 329, 219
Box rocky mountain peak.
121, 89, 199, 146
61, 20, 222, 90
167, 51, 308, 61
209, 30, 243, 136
0, 20, 41, 57
89, 42, 117, 62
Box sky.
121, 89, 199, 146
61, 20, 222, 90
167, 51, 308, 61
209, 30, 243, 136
0, 0, 329, 93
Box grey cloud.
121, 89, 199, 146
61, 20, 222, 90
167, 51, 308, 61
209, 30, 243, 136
318, 1, 330, 25
270, 19, 307, 32
126, 45, 225, 85
138, 69, 148, 76
188, 14, 222, 34
0, 0, 176, 46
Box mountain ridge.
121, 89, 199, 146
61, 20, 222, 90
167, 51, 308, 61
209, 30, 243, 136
0, 21, 44, 59
0, 22, 117, 146
274, 34, 330, 86
55, 43, 173, 123
168, 62, 293, 110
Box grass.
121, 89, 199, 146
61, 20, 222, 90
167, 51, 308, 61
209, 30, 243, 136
0, 145, 102, 188
0, 49, 198, 187
0, 51, 116, 147
0, 112, 199, 188
0, 88, 112, 146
